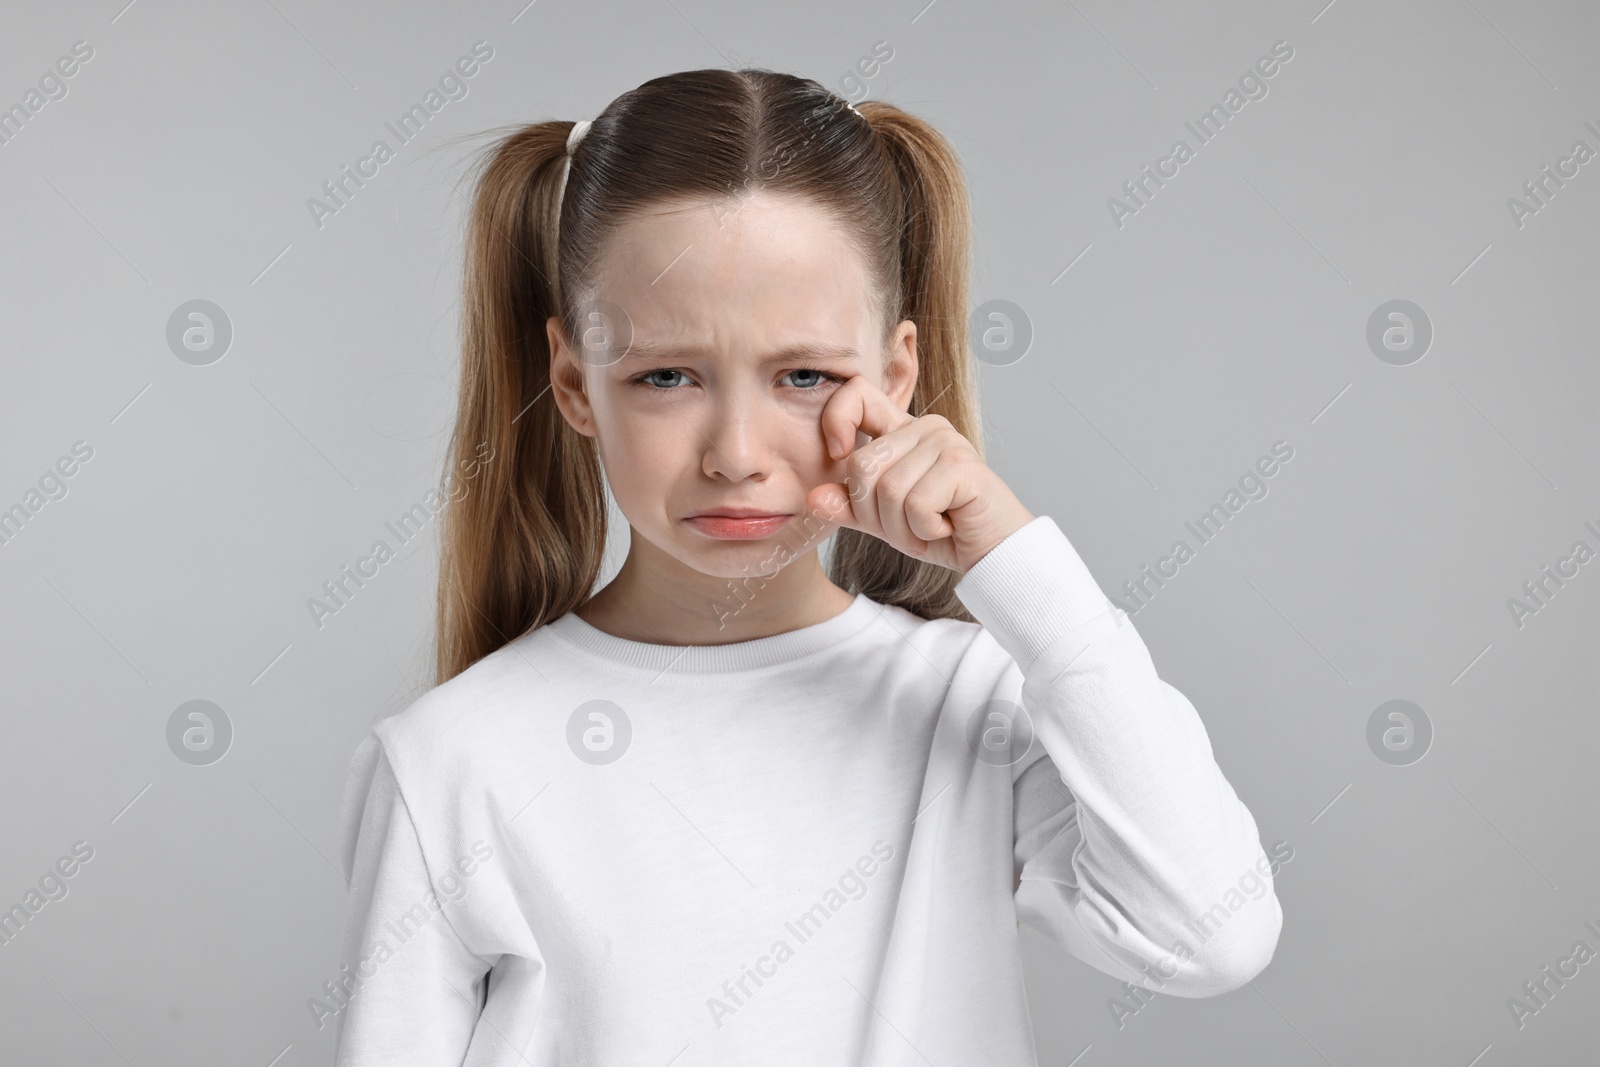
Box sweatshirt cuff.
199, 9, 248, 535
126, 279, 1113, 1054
953, 515, 1123, 674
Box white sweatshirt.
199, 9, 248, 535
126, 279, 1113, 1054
331, 516, 1282, 1065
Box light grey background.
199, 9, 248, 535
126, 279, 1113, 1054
1, 0, 1595, 1063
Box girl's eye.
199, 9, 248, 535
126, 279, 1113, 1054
633, 369, 689, 390
630, 368, 845, 391
783, 368, 845, 390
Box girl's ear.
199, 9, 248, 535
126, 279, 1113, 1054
547, 315, 597, 437
884, 318, 919, 413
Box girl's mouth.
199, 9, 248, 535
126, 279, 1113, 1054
684, 513, 793, 539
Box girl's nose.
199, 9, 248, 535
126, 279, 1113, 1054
700, 399, 771, 482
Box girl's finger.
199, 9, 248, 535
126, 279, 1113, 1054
901, 456, 964, 543
841, 434, 888, 538
870, 435, 946, 555
840, 422, 929, 538
805, 480, 858, 534
822, 374, 916, 460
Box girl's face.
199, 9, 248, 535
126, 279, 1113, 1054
548, 190, 918, 581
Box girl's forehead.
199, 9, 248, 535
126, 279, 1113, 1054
588, 198, 880, 347
578, 284, 879, 371
597, 190, 863, 276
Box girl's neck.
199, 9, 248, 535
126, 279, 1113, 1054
575, 546, 856, 646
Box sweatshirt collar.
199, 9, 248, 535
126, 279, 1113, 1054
542, 592, 883, 674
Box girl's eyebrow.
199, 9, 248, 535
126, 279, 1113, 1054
623, 340, 862, 365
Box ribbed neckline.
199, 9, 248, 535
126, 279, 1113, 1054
541, 592, 884, 674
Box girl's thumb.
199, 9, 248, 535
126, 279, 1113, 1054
805, 482, 856, 530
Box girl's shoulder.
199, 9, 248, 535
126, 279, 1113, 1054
365, 625, 558, 770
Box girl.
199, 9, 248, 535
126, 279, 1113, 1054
334, 68, 1281, 1065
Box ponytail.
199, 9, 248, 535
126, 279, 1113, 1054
824, 101, 980, 624
436, 121, 608, 684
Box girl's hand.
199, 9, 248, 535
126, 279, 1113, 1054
805, 374, 1036, 575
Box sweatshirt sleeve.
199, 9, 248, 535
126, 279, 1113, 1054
953, 516, 1282, 997
332, 733, 494, 1064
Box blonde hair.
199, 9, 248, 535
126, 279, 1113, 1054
437, 68, 982, 685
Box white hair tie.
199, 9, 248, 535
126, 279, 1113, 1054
566, 119, 592, 156
557, 119, 592, 214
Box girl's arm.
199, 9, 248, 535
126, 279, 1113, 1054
955, 515, 1283, 997
810, 378, 1281, 997
333, 734, 494, 1064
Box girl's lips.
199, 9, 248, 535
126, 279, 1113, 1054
684, 514, 793, 540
